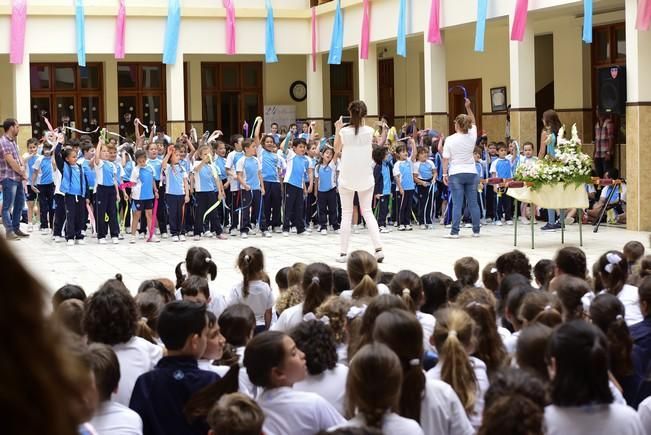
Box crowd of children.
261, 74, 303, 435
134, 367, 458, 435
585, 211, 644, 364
9, 233, 651, 435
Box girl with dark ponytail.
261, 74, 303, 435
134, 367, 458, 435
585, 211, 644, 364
174, 246, 226, 318
597, 250, 643, 325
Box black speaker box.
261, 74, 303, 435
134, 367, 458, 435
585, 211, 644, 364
597, 66, 626, 115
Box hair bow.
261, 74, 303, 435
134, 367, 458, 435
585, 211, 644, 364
302, 312, 330, 326
347, 304, 368, 319
604, 253, 623, 274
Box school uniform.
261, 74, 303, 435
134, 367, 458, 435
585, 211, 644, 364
32, 155, 55, 229
129, 355, 219, 435
94, 159, 120, 239
332, 412, 424, 435
393, 159, 416, 227
421, 378, 475, 435
414, 159, 436, 225
544, 404, 644, 435
283, 150, 313, 234
270, 302, 304, 332
315, 161, 339, 231
121, 158, 134, 228
79, 156, 97, 230
52, 164, 65, 238
55, 143, 89, 241
226, 150, 245, 232
163, 164, 188, 237
417, 311, 436, 353
236, 155, 263, 234
305, 156, 318, 228
226, 280, 274, 329
25, 154, 39, 202
129, 164, 156, 218
90, 400, 143, 435
192, 161, 223, 236
112, 336, 164, 406
257, 387, 345, 435
484, 154, 498, 220
631, 316, 651, 379
208, 282, 228, 320
373, 159, 393, 228
213, 155, 229, 228
638, 396, 651, 435
293, 364, 348, 415
259, 148, 285, 232
141, 157, 166, 235
178, 157, 194, 234
489, 157, 514, 221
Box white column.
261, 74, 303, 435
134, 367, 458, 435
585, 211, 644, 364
358, 43, 378, 117
423, 40, 447, 113
553, 21, 586, 109
165, 54, 186, 124
508, 17, 535, 109
306, 54, 324, 119
626, 0, 651, 103
13, 53, 31, 126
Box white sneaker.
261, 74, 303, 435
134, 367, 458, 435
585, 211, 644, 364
444, 224, 452, 229
320, 229, 327, 235
148, 235, 160, 243
335, 254, 348, 263
481, 218, 488, 225
564, 216, 574, 225
282, 231, 289, 237
290, 227, 297, 234
398, 225, 406, 231
380, 227, 391, 234
137, 233, 145, 240
505, 220, 514, 225
445, 233, 460, 239
99, 238, 107, 245
180, 234, 186, 242
305, 228, 313, 233
353, 224, 360, 234
264, 231, 272, 238
406, 225, 413, 231
274, 227, 283, 233
334, 229, 341, 234
187, 231, 194, 237
229, 229, 237, 237
472, 232, 480, 238
112, 237, 119, 244
172, 235, 180, 242
53, 236, 63, 243
161, 233, 169, 239
520, 217, 530, 224
249, 228, 257, 235
41, 228, 50, 235
130, 235, 136, 244
204, 231, 214, 238
76, 239, 86, 245
495, 220, 503, 226
194, 235, 201, 241
241, 232, 248, 239
67, 239, 75, 246
420, 224, 427, 230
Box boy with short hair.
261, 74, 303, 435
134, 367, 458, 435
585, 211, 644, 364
207, 393, 264, 435
130, 301, 219, 435
489, 142, 514, 225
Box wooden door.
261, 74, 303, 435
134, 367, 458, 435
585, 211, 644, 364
378, 59, 395, 126
447, 79, 482, 135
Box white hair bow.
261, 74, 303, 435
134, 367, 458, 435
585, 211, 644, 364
604, 253, 623, 274
347, 304, 368, 319
302, 312, 330, 326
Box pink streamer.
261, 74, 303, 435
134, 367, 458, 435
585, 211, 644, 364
223, 0, 236, 55
637, 0, 651, 31
115, 0, 126, 59
427, 0, 441, 44
360, 0, 371, 59
10, 0, 27, 64
510, 0, 529, 41
311, 7, 317, 72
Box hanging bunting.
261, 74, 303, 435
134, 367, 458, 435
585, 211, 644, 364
328, 0, 343, 65
224, 0, 236, 55
582, 0, 592, 43
427, 0, 441, 45
9, 0, 27, 64
474, 0, 488, 52
75, 0, 86, 66
397, 0, 406, 57
115, 0, 126, 59
265, 0, 278, 63
311, 7, 317, 71
162, 0, 181, 64
637, 0, 651, 31
360, 0, 370, 59
510, 0, 528, 41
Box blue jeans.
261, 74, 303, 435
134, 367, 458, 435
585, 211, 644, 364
449, 173, 481, 235
1, 178, 25, 233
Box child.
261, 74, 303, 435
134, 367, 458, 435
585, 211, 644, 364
339, 250, 382, 300
473, 147, 488, 222
130, 301, 219, 435
484, 142, 498, 222
192, 144, 227, 240
129, 149, 158, 243
79, 141, 97, 232
175, 247, 227, 319
146, 141, 167, 238
181, 275, 211, 304
305, 140, 320, 230
31, 143, 55, 233
227, 247, 274, 331
315, 147, 340, 235
198, 311, 227, 374
413, 146, 437, 229
372, 146, 393, 233
226, 134, 245, 235
519, 142, 537, 223
24, 138, 39, 231
624, 241, 645, 273
88, 343, 143, 434
54, 133, 89, 245
51, 151, 66, 243
393, 141, 417, 231
236, 139, 264, 239
282, 138, 314, 236
213, 140, 230, 229
489, 142, 514, 225
93, 137, 121, 244
161, 144, 190, 242
259, 134, 285, 237
597, 250, 643, 325
206, 393, 264, 435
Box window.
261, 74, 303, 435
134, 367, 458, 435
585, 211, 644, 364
592, 23, 626, 66
29, 63, 103, 139
117, 63, 166, 140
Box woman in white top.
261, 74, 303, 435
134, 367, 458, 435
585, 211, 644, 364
334, 100, 383, 263
331, 342, 424, 435
596, 250, 643, 325
442, 98, 481, 237
544, 320, 644, 435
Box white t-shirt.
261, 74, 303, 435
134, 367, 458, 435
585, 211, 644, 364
339, 283, 390, 300
112, 336, 163, 406
227, 280, 274, 325
544, 404, 645, 435
258, 387, 345, 435
331, 412, 424, 435
208, 282, 228, 320
270, 302, 304, 332
421, 379, 475, 435
294, 364, 349, 415
337, 125, 375, 191
442, 125, 478, 176
417, 311, 436, 353
90, 401, 143, 435
638, 396, 651, 435
616, 284, 643, 326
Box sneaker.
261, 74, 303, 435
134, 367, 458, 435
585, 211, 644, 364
187, 231, 194, 237
472, 232, 480, 238
320, 229, 327, 235
217, 233, 228, 240
172, 235, 180, 242
99, 238, 107, 245
444, 224, 452, 229
398, 225, 406, 231
76, 239, 86, 245
540, 223, 556, 232
40, 228, 50, 235
375, 250, 385, 263
445, 233, 460, 239
5, 232, 19, 241
161, 233, 169, 239
353, 224, 360, 234
335, 254, 348, 263
274, 227, 283, 233
420, 224, 428, 230
112, 237, 119, 244
495, 220, 503, 226
305, 228, 313, 233
520, 217, 530, 224
204, 231, 214, 238
290, 227, 297, 234
15, 229, 30, 237
334, 229, 341, 234
564, 216, 574, 226
553, 222, 563, 230
137, 233, 145, 240
53, 236, 63, 243
180, 234, 186, 242
406, 225, 413, 231
130, 235, 136, 244
481, 218, 488, 225
27, 224, 33, 232
194, 235, 201, 241
505, 220, 514, 225
241, 232, 248, 239
264, 231, 272, 238
249, 228, 257, 235
148, 235, 160, 243
81, 229, 86, 236
67, 239, 74, 246
379, 227, 391, 234
283, 231, 289, 237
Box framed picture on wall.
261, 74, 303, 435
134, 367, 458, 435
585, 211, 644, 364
490, 87, 507, 112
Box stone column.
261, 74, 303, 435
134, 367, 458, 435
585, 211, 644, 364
358, 43, 379, 122
165, 52, 186, 140
509, 16, 537, 147
423, 38, 448, 134
307, 53, 325, 136
104, 57, 119, 133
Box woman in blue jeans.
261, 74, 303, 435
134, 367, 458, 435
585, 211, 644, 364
442, 98, 481, 238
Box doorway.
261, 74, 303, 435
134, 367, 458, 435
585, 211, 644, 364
447, 78, 482, 135
378, 59, 395, 126
535, 34, 554, 150
330, 62, 354, 125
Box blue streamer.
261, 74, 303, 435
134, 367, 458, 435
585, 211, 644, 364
75, 0, 86, 67
328, 0, 343, 65
265, 0, 278, 63
582, 0, 593, 43
474, 0, 488, 52
163, 0, 181, 65
397, 0, 407, 57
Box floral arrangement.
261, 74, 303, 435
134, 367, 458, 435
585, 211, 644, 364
515, 124, 593, 190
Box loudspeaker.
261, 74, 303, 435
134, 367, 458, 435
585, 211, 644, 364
597, 66, 626, 115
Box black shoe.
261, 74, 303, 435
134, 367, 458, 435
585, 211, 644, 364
540, 223, 556, 232
5, 232, 20, 240
14, 229, 30, 237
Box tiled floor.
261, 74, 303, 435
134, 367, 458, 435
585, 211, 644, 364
9, 222, 649, 297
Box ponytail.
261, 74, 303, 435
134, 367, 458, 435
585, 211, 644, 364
348, 100, 368, 135
175, 261, 186, 290
351, 274, 378, 300
463, 300, 507, 374
302, 263, 333, 315
135, 317, 158, 345
388, 270, 422, 313
184, 364, 241, 420
241, 257, 251, 298
401, 288, 416, 311
348, 250, 379, 300
237, 247, 264, 299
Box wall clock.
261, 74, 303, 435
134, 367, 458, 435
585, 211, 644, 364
290, 81, 307, 102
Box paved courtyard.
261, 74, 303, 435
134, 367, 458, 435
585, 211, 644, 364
9, 223, 649, 299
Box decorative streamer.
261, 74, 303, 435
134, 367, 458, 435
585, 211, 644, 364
223, 0, 236, 55
75, 0, 86, 67
328, 0, 343, 65
311, 7, 317, 72
427, 0, 441, 44
163, 0, 181, 64
360, 0, 371, 59
115, 0, 126, 59
583, 0, 592, 43
637, 0, 651, 31
265, 0, 278, 63
10, 0, 27, 65
397, 0, 407, 57
474, 0, 488, 52
510, 0, 528, 41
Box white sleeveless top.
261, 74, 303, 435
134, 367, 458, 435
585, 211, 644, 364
337, 125, 375, 191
